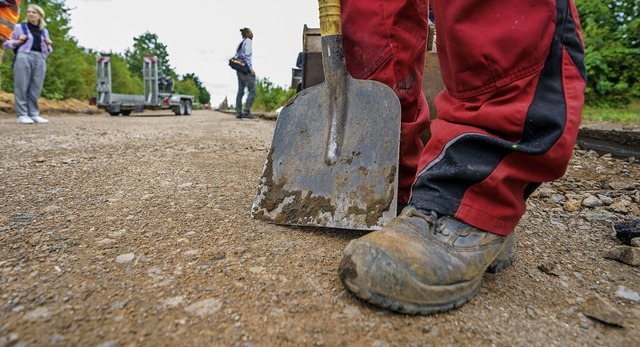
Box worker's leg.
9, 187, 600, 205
412, 0, 586, 234
341, 0, 431, 205
244, 74, 256, 114
235, 72, 246, 117
339, 0, 586, 314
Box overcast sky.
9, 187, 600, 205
64, 0, 320, 106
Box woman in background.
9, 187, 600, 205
4, 4, 52, 124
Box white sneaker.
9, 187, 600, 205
31, 115, 49, 124
17, 116, 34, 124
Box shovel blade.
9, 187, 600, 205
251, 77, 400, 230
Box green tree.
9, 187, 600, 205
252, 78, 296, 112
174, 78, 199, 101
1, 0, 90, 100
576, 0, 640, 106
124, 32, 174, 79
109, 53, 143, 94
182, 73, 210, 104
0, 1, 213, 104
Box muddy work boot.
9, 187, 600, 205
338, 207, 516, 315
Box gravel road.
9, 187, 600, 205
1, 110, 639, 346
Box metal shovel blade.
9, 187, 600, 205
251, 0, 400, 230
251, 81, 400, 229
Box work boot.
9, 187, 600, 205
338, 207, 516, 315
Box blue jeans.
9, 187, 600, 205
236, 71, 255, 115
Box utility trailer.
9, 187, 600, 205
96, 55, 195, 116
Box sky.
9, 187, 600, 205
64, 0, 321, 106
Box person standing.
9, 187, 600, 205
337, 0, 586, 315
4, 4, 52, 124
234, 27, 257, 120
0, 0, 22, 92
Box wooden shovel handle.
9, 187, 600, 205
319, 0, 341, 37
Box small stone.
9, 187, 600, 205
96, 238, 116, 247
550, 194, 565, 204
184, 298, 222, 316
585, 150, 599, 159
115, 253, 135, 264
526, 305, 537, 319
110, 300, 129, 310
604, 246, 640, 267
22, 306, 52, 322
609, 201, 629, 214
608, 181, 634, 190
162, 296, 185, 309
582, 295, 624, 327
597, 194, 614, 205
582, 196, 603, 208
44, 205, 60, 213
615, 286, 640, 302
629, 204, 640, 217
614, 220, 640, 245
564, 199, 581, 212
184, 249, 200, 256
342, 305, 362, 319
583, 211, 616, 222
249, 266, 265, 274
534, 187, 556, 198
538, 262, 561, 276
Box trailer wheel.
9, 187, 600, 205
109, 111, 120, 116
174, 100, 184, 115
121, 110, 132, 116
184, 100, 192, 115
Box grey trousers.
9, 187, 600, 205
236, 71, 256, 115
14, 51, 47, 118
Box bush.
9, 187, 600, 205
577, 0, 640, 107
249, 78, 296, 112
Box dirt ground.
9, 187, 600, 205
1, 104, 639, 346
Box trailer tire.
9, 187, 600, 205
121, 110, 132, 116
174, 100, 184, 116
109, 112, 120, 116
184, 100, 192, 115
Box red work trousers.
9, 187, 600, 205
341, 0, 586, 235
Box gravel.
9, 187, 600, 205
1, 110, 638, 346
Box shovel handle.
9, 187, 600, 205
318, 0, 348, 164
319, 0, 341, 37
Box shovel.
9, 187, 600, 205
251, 0, 401, 230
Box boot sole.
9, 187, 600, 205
342, 275, 483, 315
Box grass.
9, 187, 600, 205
582, 100, 640, 124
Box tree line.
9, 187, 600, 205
0, 0, 637, 109
577, 0, 639, 107
0, 0, 212, 105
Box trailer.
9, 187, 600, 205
96, 55, 195, 116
